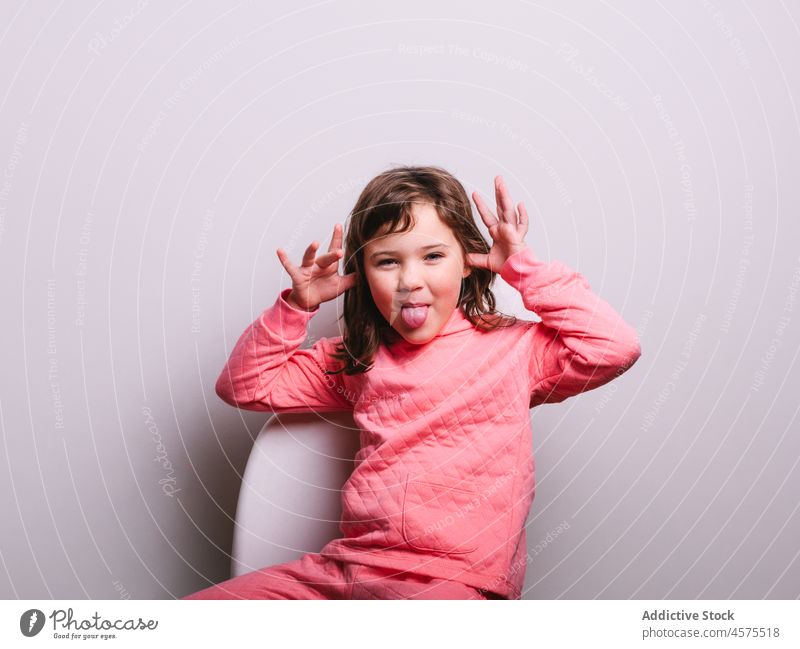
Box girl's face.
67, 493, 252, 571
363, 202, 471, 345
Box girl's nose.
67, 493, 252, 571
398, 265, 424, 291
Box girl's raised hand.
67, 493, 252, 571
276, 223, 356, 311
467, 175, 529, 273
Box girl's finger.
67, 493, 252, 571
466, 252, 488, 269
471, 191, 498, 229
496, 176, 516, 224
301, 241, 319, 267
338, 272, 357, 294
518, 201, 529, 231
328, 223, 341, 253
276, 248, 297, 280
315, 249, 342, 268
494, 176, 505, 219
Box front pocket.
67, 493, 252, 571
401, 474, 481, 554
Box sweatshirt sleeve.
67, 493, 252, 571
215, 288, 354, 413
499, 247, 642, 407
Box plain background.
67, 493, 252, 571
0, 0, 798, 599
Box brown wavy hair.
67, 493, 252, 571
326, 165, 518, 375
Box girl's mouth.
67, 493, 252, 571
400, 305, 429, 329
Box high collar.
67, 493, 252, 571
381, 307, 474, 348
437, 306, 475, 336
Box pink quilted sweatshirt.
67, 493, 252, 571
216, 247, 641, 599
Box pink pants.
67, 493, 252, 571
182, 552, 499, 600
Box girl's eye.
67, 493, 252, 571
377, 252, 444, 266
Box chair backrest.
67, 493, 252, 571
230, 411, 360, 577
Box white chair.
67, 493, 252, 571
230, 410, 361, 578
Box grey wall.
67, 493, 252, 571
1, 0, 798, 599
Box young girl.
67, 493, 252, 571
183, 166, 641, 600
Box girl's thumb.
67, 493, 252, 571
340, 272, 357, 292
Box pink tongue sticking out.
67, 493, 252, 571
400, 305, 429, 329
